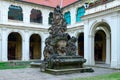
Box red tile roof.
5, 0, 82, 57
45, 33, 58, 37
22, 0, 78, 8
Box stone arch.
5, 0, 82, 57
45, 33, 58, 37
74, 30, 84, 56
7, 30, 25, 41
89, 21, 111, 64
89, 20, 111, 36
75, 30, 84, 38
29, 33, 41, 59
7, 32, 22, 60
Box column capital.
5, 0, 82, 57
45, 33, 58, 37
106, 37, 110, 39
1, 28, 7, 31
24, 29, 29, 33
88, 35, 94, 38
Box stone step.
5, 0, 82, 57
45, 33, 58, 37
45, 67, 94, 75
30, 62, 42, 67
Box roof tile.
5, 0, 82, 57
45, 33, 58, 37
22, 0, 78, 8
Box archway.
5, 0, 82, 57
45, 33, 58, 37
8, 32, 22, 60
94, 30, 106, 62
29, 34, 41, 59
89, 22, 111, 65
78, 33, 84, 57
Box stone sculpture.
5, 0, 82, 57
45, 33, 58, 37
41, 5, 94, 74
44, 5, 72, 59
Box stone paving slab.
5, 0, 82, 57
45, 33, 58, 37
0, 67, 119, 80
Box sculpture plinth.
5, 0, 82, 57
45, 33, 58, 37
41, 6, 94, 74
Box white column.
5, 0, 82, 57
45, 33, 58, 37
42, 10, 49, 27
1, 28, 8, 61
41, 33, 49, 60
106, 37, 111, 64
110, 13, 120, 68
41, 40, 45, 60
22, 31, 30, 61
84, 21, 89, 65
84, 20, 95, 65
22, 6, 31, 24
88, 35, 95, 65
118, 12, 120, 68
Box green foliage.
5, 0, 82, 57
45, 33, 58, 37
0, 61, 30, 69
72, 72, 120, 80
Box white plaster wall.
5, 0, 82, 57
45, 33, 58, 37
62, 0, 85, 28
0, 0, 54, 29
0, 24, 49, 61
0, 0, 85, 35
83, 7, 120, 68
0, 0, 52, 61
110, 12, 120, 68
83, 13, 113, 65
1, 28, 8, 61
85, 0, 120, 15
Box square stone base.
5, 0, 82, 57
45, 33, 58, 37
45, 67, 94, 75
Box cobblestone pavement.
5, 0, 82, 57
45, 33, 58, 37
0, 67, 119, 80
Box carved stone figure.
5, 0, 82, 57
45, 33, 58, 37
66, 36, 77, 56
43, 5, 69, 60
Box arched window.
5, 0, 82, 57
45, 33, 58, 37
64, 11, 71, 24
76, 7, 85, 22
8, 5, 23, 21
30, 9, 42, 23
48, 12, 53, 25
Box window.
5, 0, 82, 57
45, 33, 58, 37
8, 5, 23, 21
48, 12, 53, 25
64, 11, 71, 24
76, 7, 85, 22
30, 9, 42, 23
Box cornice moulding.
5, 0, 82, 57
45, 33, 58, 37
0, 24, 48, 32
82, 5, 120, 20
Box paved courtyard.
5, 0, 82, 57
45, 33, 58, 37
0, 67, 119, 80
